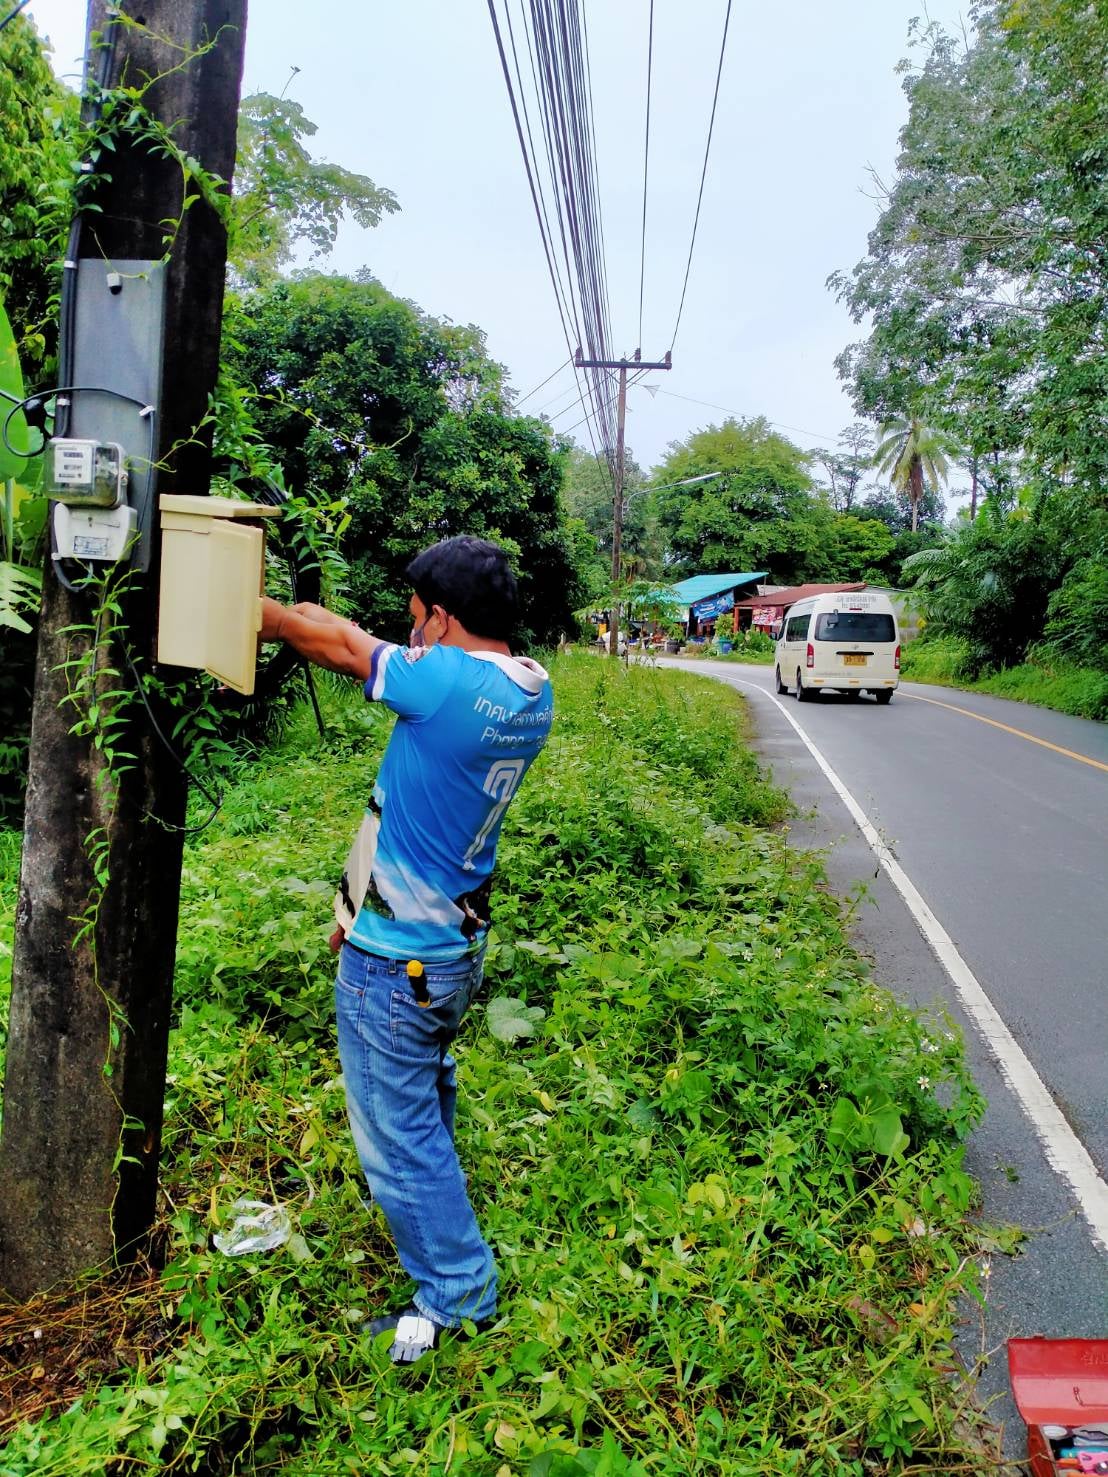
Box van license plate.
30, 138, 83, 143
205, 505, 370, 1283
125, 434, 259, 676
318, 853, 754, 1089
842, 653, 866, 667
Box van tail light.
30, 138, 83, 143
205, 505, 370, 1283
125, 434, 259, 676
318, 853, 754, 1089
806, 642, 814, 669
894, 644, 901, 671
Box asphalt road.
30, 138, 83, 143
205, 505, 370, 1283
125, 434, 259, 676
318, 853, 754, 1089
655, 657, 1108, 1449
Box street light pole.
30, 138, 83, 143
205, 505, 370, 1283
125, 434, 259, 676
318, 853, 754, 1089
575, 347, 672, 657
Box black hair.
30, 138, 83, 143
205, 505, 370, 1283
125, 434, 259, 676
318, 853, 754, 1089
405, 536, 520, 642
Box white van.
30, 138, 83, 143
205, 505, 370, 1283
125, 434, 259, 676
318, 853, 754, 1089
774, 591, 900, 704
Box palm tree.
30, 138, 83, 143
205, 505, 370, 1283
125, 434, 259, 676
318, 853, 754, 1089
873, 416, 957, 533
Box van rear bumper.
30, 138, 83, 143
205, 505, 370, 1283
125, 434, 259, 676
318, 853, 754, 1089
810, 677, 899, 688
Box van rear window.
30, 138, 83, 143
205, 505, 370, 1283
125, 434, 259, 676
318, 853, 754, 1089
814, 612, 895, 642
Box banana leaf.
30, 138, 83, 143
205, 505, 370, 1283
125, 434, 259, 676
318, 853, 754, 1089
0, 296, 39, 487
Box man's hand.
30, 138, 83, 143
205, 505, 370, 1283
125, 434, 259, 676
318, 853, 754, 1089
290, 602, 355, 628
259, 597, 380, 680
329, 925, 346, 953
259, 596, 290, 642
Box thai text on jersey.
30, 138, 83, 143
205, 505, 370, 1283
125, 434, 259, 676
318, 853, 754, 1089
349, 644, 553, 963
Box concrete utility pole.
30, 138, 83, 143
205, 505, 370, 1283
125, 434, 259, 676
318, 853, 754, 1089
575, 348, 671, 657
0, 1, 247, 1298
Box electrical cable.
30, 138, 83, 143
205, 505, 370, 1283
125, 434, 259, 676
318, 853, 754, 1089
40, 549, 224, 831
669, 0, 733, 354
528, 3, 607, 443
554, 3, 614, 462
0, 0, 31, 36
535, 377, 590, 418
578, 3, 616, 421
121, 640, 224, 834
2, 384, 154, 460
558, 368, 650, 439
488, 0, 616, 493
1, 395, 48, 458
56, 220, 81, 438
652, 386, 839, 445
545, 384, 596, 429
503, 2, 579, 348
487, 0, 579, 364
547, 368, 639, 429
637, 0, 654, 352
514, 356, 573, 406
524, 0, 617, 463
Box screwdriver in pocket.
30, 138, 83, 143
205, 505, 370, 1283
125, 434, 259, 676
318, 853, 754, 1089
407, 959, 430, 1007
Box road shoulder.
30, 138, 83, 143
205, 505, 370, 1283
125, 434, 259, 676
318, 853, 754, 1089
671, 658, 1108, 1459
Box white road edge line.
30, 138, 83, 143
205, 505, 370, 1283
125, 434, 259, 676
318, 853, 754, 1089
730, 675, 1108, 1256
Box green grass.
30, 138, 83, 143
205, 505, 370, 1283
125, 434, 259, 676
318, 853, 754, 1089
682, 648, 775, 667
900, 637, 1108, 720
0, 655, 996, 1474
677, 633, 777, 667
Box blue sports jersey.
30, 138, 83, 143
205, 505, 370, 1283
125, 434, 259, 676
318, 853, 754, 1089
347, 642, 553, 963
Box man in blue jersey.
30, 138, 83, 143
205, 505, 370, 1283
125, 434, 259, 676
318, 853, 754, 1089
259, 536, 553, 1362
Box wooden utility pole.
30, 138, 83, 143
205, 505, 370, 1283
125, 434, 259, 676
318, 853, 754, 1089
575, 348, 671, 657
0, 1, 247, 1298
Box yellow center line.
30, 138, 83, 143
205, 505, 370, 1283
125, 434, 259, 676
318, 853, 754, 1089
902, 690, 1108, 774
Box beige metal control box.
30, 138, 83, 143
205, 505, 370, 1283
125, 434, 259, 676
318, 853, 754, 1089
157, 495, 281, 696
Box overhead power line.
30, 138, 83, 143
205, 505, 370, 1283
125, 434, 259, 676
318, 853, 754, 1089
514, 356, 573, 406
535, 380, 586, 417
487, 0, 609, 482
558, 366, 651, 439
530, 0, 617, 457
488, 0, 631, 487
669, 0, 734, 354
651, 386, 840, 446
638, 0, 654, 352
0, 0, 31, 35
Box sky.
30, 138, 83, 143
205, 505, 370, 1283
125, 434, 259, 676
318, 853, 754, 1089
25, 1, 973, 509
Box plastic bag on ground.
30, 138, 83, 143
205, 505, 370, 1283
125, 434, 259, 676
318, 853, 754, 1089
212, 1199, 292, 1256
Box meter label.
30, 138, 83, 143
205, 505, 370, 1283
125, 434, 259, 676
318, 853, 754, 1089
55, 442, 95, 485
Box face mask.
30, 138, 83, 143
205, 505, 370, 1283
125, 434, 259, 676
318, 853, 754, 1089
410, 608, 442, 649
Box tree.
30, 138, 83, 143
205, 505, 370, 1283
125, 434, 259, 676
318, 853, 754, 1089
814, 423, 874, 513
902, 498, 1068, 672
225, 273, 586, 645
649, 418, 826, 583
230, 93, 399, 281
826, 514, 896, 583
873, 416, 955, 533
831, 2, 1108, 497
858, 485, 945, 538
0, 11, 79, 380
560, 444, 660, 589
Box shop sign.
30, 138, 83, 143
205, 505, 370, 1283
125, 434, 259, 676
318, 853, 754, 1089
691, 590, 734, 620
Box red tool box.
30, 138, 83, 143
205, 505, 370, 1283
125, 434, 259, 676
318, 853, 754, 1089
1009, 1338, 1108, 1476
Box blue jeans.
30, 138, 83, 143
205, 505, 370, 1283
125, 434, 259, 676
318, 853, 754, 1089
335, 942, 496, 1327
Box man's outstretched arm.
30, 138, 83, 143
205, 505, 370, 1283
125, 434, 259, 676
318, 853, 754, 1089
260, 596, 384, 681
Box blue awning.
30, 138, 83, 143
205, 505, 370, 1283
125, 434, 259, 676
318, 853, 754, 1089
669, 572, 766, 606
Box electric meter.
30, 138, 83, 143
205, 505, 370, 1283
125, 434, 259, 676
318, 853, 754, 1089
46, 439, 128, 508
